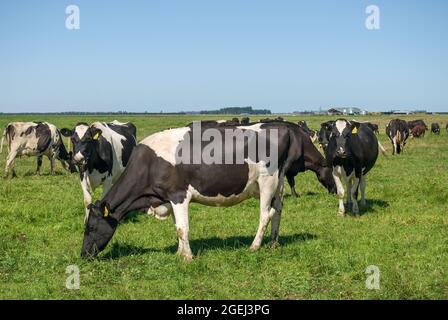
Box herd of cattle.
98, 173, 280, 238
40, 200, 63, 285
0, 117, 445, 260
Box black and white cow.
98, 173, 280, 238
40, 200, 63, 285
386, 119, 410, 155
325, 119, 379, 217
1, 121, 76, 178
80, 121, 306, 260
61, 121, 137, 218
431, 123, 440, 135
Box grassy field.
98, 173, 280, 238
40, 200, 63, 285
0, 114, 447, 299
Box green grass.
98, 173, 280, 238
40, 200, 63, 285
0, 114, 447, 299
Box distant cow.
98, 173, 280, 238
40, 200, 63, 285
410, 124, 427, 138
80, 121, 308, 260
61, 121, 137, 219
386, 119, 409, 155
297, 121, 317, 142
364, 122, 379, 135
446, 123, 448, 133
241, 117, 250, 125
325, 120, 379, 217
431, 123, 440, 134
408, 120, 428, 132
1, 121, 75, 178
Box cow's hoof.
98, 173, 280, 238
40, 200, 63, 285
360, 200, 366, 207
269, 241, 280, 249
182, 255, 193, 262
249, 244, 260, 251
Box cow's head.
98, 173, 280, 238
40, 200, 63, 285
61, 123, 102, 165
327, 119, 361, 159
81, 201, 117, 259
318, 166, 337, 194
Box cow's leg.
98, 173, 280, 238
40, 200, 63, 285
350, 176, 361, 216
171, 198, 193, 261
36, 156, 43, 175
346, 178, 352, 207
270, 182, 284, 247
251, 175, 279, 251
333, 167, 346, 217
4, 151, 17, 178
360, 175, 366, 207
286, 174, 298, 198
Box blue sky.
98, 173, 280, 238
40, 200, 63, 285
0, 0, 447, 113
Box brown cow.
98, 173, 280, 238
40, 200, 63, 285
410, 124, 427, 138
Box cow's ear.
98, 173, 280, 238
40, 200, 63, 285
91, 128, 103, 141
61, 128, 73, 137
350, 122, 361, 134
100, 201, 111, 218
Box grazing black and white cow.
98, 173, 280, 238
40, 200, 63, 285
80, 121, 305, 260
431, 123, 440, 135
1, 121, 76, 178
407, 120, 428, 132
317, 120, 335, 151
386, 119, 409, 155
61, 121, 137, 218
297, 121, 317, 142
285, 124, 336, 197
325, 119, 379, 217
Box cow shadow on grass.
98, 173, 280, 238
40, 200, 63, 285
101, 233, 317, 260
354, 199, 389, 216
185, 233, 317, 254
101, 242, 164, 260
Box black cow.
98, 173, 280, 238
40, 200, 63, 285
1, 121, 76, 178
286, 124, 336, 197
80, 121, 306, 260
431, 123, 440, 134
325, 119, 379, 217
61, 120, 137, 219
407, 120, 428, 132
386, 119, 409, 155
297, 121, 317, 142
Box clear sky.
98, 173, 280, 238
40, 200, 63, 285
0, 0, 447, 113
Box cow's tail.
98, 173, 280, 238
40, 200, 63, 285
0, 125, 9, 154
377, 140, 387, 156
395, 130, 402, 154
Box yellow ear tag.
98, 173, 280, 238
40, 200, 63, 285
103, 207, 109, 217
352, 127, 358, 134
93, 132, 100, 140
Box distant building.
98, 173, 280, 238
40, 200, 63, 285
327, 107, 368, 116
392, 110, 414, 115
